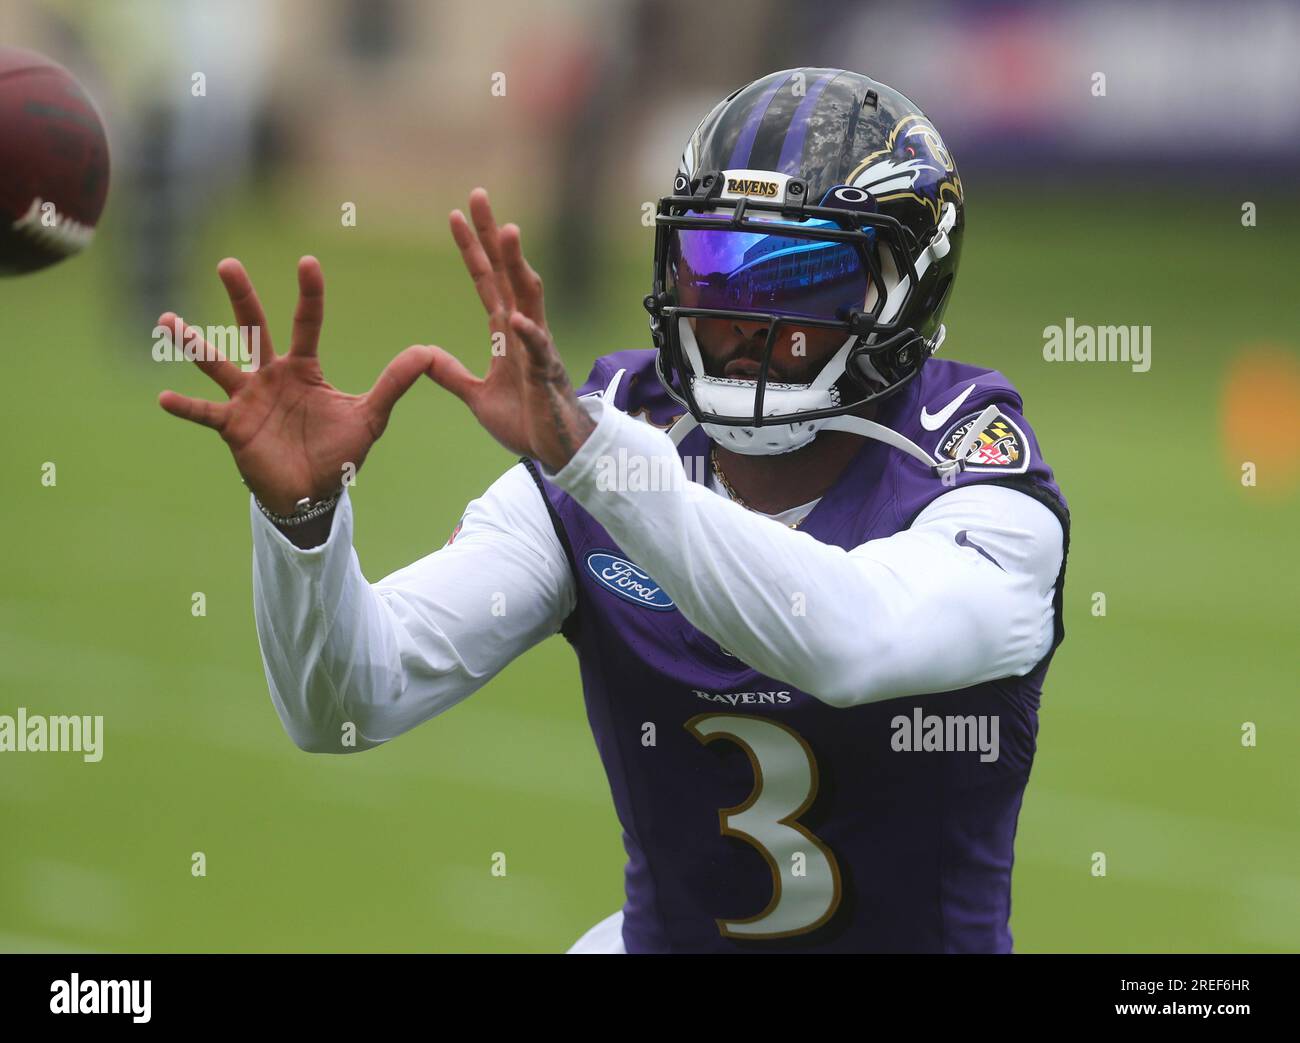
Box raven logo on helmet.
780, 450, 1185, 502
846, 114, 963, 223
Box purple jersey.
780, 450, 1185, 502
525, 350, 1069, 952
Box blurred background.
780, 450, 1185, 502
1, 0, 1297, 953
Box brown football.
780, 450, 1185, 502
0, 46, 110, 276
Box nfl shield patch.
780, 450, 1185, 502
935, 409, 1030, 474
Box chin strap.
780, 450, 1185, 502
667, 411, 699, 444
666, 402, 1000, 481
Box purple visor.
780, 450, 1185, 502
667, 212, 873, 321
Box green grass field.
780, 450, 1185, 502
2, 186, 1296, 952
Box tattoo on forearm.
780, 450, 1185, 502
543, 362, 593, 465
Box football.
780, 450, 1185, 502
0, 46, 109, 276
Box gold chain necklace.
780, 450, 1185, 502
710, 446, 803, 530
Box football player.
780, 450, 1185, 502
158, 68, 1068, 953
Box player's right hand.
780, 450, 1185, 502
157, 256, 435, 516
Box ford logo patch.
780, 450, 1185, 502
585, 552, 675, 611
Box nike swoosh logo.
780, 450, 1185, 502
920, 383, 977, 431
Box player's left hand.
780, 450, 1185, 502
425, 187, 595, 473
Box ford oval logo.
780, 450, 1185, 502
585, 552, 675, 611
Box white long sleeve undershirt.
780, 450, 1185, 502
250, 464, 574, 752
251, 398, 1063, 751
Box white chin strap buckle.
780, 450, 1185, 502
692, 375, 838, 456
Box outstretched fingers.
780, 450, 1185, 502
467, 187, 516, 313
499, 224, 546, 326
423, 344, 484, 407
290, 255, 325, 358
508, 310, 560, 373
365, 344, 437, 422
450, 208, 505, 320
216, 258, 276, 365
468, 188, 507, 266
158, 389, 229, 431
158, 312, 245, 396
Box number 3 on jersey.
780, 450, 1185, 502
686, 713, 843, 939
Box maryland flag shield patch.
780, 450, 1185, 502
935, 409, 1030, 474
